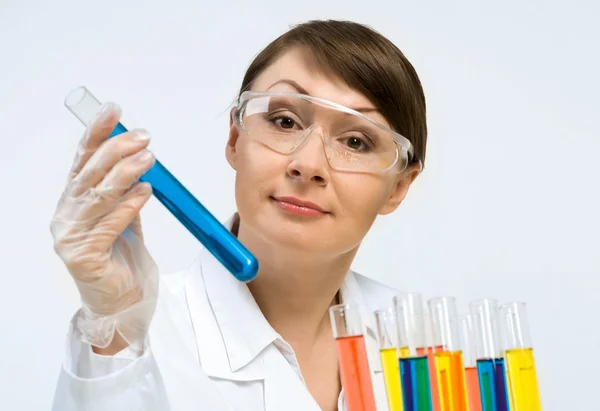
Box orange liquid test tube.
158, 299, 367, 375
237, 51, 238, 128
330, 303, 376, 411
465, 367, 482, 411
460, 314, 483, 411
428, 297, 470, 411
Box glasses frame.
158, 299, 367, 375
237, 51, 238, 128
232, 90, 421, 174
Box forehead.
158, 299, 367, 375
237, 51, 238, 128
250, 47, 385, 121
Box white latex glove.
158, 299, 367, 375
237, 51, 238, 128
51, 102, 158, 351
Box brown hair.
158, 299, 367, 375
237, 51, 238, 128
238, 20, 428, 166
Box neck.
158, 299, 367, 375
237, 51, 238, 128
237, 219, 358, 345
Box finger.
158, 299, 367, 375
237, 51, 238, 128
91, 182, 153, 251
96, 149, 155, 198
128, 215, 144, 240
69, 129, 151, 198
72, 149, 155, 224
69, 102, 122, 178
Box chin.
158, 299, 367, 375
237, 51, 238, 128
237, 198, 358, 257
268, 216, 329, 249
243, 210, 331, 255
264, 214, 362, 259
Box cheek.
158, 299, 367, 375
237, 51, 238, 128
333, 174, 391, 225
234, 141, 285, 212
317, 174, 393, 255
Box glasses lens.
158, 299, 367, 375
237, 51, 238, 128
239, 94, 406, 172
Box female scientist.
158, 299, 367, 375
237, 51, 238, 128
50, 19, 427, 411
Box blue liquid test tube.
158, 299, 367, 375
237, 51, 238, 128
394, 292, 433, 411
470, 299, 511, 411
64, 86, 258, 282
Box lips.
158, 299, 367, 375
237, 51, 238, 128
273, 196, 326, 212
271, 197, 331, 217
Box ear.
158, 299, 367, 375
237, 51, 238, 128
378, 162, 421, 215
225, 107, 240, 170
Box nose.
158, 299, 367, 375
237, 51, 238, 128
286, 125, 330, 186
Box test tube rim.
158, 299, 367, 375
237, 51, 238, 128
64, 86, 90, 108
499, 301, 527, 310
374, 307, 395, 317
469, 298, 499, 308
428, 295, 457, 305
329, 303, 355, 313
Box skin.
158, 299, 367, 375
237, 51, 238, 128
225, 46, 421, 410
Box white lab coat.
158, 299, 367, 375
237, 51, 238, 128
51, 217, 400, 411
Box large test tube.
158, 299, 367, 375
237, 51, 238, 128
329, 304, 376, 411
64, 86, 258, 282
394, 293, 433, 411
470, 299, 510, 411
428, 297, 470, 411
460, 314, 482, 411
499, 302, 542, 411
375, 307, 404, 411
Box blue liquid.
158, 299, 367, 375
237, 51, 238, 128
477, 358, 510, 411
110, 123, 258, 282
400, 356, 433, 411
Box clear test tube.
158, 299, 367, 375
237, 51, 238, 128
499, 302, 542, 411
470, 299, 510, 411
329, 304, 376, 411
64, 86, 258, 282
394, 293, 433, 411
375, 308, 404, 411
459, 314, 482, 411
428, 297, 469, 411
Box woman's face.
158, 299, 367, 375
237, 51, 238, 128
226, 46, 419, 258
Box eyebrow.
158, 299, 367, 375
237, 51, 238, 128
266, 78, 380, 114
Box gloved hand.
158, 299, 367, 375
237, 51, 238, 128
50, 102, 158, 351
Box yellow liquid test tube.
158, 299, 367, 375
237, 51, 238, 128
424, 310, 442, 411
380, 347, 404, 411
375, 308, 404, 411
428, 297, 470, 411
500, 303, 542, 411
505, 348, 541, 410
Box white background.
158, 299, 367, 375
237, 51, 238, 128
1, 0, 598, 409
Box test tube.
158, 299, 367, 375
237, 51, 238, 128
394, 293, 433, 411
424, 310, 442, 411
375, 307, 404, 411
499, 302, 542, 411
470, 299, 510, 411
329, 304, 376, 411
460, 314, 483, 411
428, 297, 469, 411
64, 86, 258, 282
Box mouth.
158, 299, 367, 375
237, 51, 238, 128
271, 196, 329, 217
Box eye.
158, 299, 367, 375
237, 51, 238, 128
274, 116, 297, 129
267, 110, 304, 132
341, 136, 373, 152
346, 137, 364, 150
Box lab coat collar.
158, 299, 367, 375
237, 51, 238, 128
200, 216, 279, 375
192, 213, 381, 377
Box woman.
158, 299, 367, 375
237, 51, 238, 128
50, 19, 427, 411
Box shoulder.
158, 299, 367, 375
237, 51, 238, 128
351, 269, 401, 312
